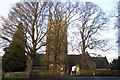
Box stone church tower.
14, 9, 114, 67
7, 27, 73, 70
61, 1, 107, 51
46, 13, 67, 71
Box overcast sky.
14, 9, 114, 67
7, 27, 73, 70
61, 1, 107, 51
0, 0, 118, 62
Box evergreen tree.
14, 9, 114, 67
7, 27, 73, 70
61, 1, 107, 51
2, 22, 27, 72
110, 57, 120, 70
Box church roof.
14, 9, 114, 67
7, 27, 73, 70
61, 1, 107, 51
92, 57, 110, 69
67, 55, 81, 66
67, 54, 110, 69
33, 54, 110, 69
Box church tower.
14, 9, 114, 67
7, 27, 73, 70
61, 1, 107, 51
46, 13, 67, 71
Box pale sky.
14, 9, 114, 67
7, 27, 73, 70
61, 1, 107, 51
0, 0, 118, 62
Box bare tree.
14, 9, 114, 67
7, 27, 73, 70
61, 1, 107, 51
0, 1, 110, 72
51, 2, 85, 70
46, 2, 80, 70
116, 1, 120, 56
0, 1, 81, 74
1, 2, 50, 76
69, 2, 109, 69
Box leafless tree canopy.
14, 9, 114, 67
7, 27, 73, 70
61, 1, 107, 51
0, 2, 81, 54
68, 2, 109, 54
0, 1, 109, 73
0, 2, 50, 75
1, 2, 50, 55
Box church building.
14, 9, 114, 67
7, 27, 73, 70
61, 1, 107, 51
32, 13, 110, 73
46, 13, 67, 71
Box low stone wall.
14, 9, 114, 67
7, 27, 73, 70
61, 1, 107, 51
3, 70, 120, 78
32, 70, 66, 77
4, 72, 28, 78
79, 70, 119, 76
95, 70, 119, 76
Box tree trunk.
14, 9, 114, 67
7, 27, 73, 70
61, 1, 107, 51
25, 56, 34, 77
